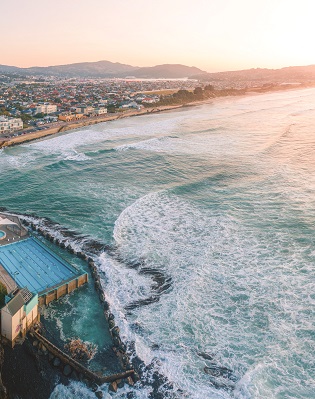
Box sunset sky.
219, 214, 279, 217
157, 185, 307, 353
1, 0, 315, 72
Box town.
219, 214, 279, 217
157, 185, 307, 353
0, 75, 200, 138
0, 70, 309, 140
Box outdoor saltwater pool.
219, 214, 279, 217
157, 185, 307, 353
0, 231, 6, 240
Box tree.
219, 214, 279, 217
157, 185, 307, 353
34, 112, 45, 119
204, 84, 215, 91
0, 282, 7, 307
193, 87, 203, 96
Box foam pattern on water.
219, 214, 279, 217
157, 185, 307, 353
3, 88, 315, 399
98, 189, 315, 398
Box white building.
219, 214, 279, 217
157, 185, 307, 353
94, 107, 107, 115
0, 116, 23, 134
76, 106, 94, 115
35, 104, 57, 114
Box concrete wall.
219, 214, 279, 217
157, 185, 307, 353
1, 306, 23, 342
38, 274, 88, 306
1, 302, 39, 345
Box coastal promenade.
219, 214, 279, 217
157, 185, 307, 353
0, 104, 183, 149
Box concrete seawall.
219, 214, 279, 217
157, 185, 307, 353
20, 218, 140, 392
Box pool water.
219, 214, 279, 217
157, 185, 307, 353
0, 231, 5, 239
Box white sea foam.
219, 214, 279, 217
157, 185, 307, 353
3, 87, 315, 399
97, 186, 315, 398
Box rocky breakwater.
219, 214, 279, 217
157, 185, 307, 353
21, 218, 139, 394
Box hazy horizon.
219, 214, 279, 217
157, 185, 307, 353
2, 0, 315, 72
2, 58, 315, 74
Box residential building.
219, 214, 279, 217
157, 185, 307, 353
35, 104, 57, 114
94, 107, 107, 115
0, 116, 23, 133
58, 113, 84, 122
75, 106, 94, 115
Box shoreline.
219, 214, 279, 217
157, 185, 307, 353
1, 83, 314, 149
0, 105, 184, 149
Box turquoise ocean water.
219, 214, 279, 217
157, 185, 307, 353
1, 88, 315, 398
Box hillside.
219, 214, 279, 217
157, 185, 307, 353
0, 61, 205, 79
192, 65, 315, 82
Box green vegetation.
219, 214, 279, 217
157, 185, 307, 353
153, 85, 246, 107
0, 282, 7, 307
20, 113, 32, 128
0, 107, 10, 117
34, 112, 45, 119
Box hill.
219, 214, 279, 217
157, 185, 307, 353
192, 65, 315, 82
0, 61, 205, 79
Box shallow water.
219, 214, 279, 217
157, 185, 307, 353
1, 88, 315, 398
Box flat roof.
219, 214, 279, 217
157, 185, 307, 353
0, 237, 81, 295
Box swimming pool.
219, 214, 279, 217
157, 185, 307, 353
0, 231, 6, 240
0, 237, 80, 294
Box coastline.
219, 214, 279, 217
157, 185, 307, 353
0, 105, 184, 149
1, 83, 314, 149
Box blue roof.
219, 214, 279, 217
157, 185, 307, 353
0, 237, 80, 295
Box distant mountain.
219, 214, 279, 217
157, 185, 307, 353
0, 61, 206, 79
124, 64, 205, 79
26, 60, 137, 77
2, 61, 315, 81
192, 65, 315, 82
0, 64, 22, 73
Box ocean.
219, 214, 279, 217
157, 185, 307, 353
1, 88, 315, 399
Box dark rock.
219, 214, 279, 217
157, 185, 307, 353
113, 336, 121, 347
197, 351, 215, 361
71, 370, 79, 381
119, 343, 127, 353
63, 365, 72, 376
108, 320, 115, 329
204, 365, 234, 379
95, 391, 103, 399
126, 376, 134, 386
108, 381, 117, 393
117, 379, 124, 388
132, 372, 140, 383
112, 326, 120, 337
53, 357, 61, 367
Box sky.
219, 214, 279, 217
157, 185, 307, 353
1, 0, 315, 72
